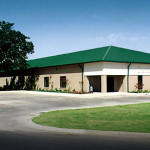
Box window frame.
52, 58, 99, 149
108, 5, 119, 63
60, 76, 66, 88
44, 77, 49, 88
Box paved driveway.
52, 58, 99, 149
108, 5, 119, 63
0, 91, 150, 150
0, 91, 150, 131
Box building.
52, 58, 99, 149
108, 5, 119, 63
1, 46, 150, 93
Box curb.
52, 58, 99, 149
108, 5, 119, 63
28, 107, 150, 138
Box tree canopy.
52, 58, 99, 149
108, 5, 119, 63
0, 21, 34, 72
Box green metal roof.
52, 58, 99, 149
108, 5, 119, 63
27, 46, 150, 68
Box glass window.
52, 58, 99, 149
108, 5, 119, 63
138, 75, 143, 90
60, 76, 66, 88
44, 77, 49, 87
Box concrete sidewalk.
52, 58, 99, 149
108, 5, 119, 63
1, 90, 150, 98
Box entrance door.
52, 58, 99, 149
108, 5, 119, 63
88, 76, 101, 92
107, 77, 114, 92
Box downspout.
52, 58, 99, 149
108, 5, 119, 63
127, 63, 131, 92
78, 64, 84, 93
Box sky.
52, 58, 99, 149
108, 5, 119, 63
0, 0, 150, 60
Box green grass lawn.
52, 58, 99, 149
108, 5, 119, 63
32, 103, 150, 133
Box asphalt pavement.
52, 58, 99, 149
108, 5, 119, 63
0, 91, 150, 150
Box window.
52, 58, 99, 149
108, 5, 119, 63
60, 76, 66, 88
44, 77, 49, 87
138, 75, 143, 90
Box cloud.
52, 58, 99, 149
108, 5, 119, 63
129, 37, 139, 41
89, 33, 149, 44
108, 33, 122, 39
88, 37, 104, 42
128, 37, 148, 41
107, 33, 123, 43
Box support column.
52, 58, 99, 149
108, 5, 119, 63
101, 75, 107, 93
123, 75, 128, 92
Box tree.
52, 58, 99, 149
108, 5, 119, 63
0, 21, 34, 72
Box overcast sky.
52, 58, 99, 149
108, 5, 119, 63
0, 0, 150, 60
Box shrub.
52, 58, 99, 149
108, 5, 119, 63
131, 90, 150, 93
63, 89, 70, 93
0, 86, 3, 91
135, 83, 144, 91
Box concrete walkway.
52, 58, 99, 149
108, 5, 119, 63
6, 90, 150, 98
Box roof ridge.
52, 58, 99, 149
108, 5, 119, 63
102, 45, 111, 60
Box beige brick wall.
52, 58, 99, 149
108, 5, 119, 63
0, 64, 89, 92
128, 75, 150, 91
1, 64, 150, 92
143, 76, 150, 90
35, 64, 89, 92
123, 75, 127, 92
129, 76, 137, 91
0, 77, 12, 87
